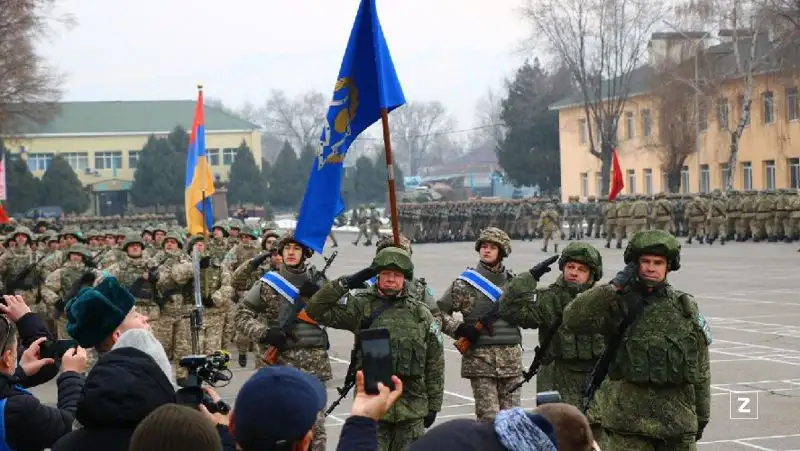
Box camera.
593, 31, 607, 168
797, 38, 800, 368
535, 390, 562, 406
176, 350, 233, 414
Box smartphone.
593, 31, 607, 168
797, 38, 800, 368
536, 390, 562, 406
359, 328, 394, 395
39, 339, 78, 360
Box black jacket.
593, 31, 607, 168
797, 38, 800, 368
14, 312, 58, 387
336, 416, 379, 451
51, 347, 177, 451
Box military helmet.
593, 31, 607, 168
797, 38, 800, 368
122, 234, 145, 250
239, 225, 259, 240
558, 242, 603, 281
372, 247, 413, 280
262, 230, 281, 240
66, 244, 92, 259
475, 227, 511, 257
624, 230, 681, 271
60, 227, 85, 242
11, 226, 34, 242
162, 231, 184, 248
587, 196, 596, 201
275, 230, 313, 259
227, 218, 244, 230
86, 229, 102, 238
186, 233, 205, 251
212, 220, 229, 236
153, 223, 168, 234
375, 233, 412, 255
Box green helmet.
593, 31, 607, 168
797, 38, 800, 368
475, 227, 511, 257
61, 227, 85, 242
212, 220, 230, 236
262, 230, 281, 240
162, 231, 184, 248
153, 223, 168, 234
558, 242, 603, 281
227, 218, 244, 230
11, 226, 34, 242
185, 233, 205, 251
624, 230, 681, 271
276, 230, 313, 259
66, 244, 92, 260
239, 225, 259, 240
375, 233, 412, 255
372, 247, 414, 280
123, 234, 145, 250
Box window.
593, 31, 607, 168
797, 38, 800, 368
739, 95, 750, 127
595, 172, 603, 196
94, 151, 122, 170
578, 119, 588, 144
680, 166, 690, 194
764, 160, 776, 189
222, 148, 236, 165
790, 158, 800, 188
717, 98, 729, 129
128, 150, 140, 168
63, 152, 89, 171
642, 109, 652, 137
626, 169, 636, 194
580, 172, 588, 197
742, 161, 753, 191
763, 91, 774, 124
26, 153, 53, 172
208, 148, 220, 165
643, 168, 653, 195
625, 112, 634, 139
700, 164, 710, 193
720, 163, 731, 190
698, 101, 708, 131
787, 87, 798, 121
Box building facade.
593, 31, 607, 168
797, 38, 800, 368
553, 32, 800, 201
3, 100, 262, 215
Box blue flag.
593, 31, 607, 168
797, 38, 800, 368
294, 0, 405, 253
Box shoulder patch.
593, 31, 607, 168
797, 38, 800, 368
698, 313, 712, 345
429, 320, 443, 344
426, 286, 434, 297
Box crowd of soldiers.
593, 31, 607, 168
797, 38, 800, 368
397, 189, 800, 251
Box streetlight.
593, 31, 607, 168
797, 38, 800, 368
660, 20, 713, 193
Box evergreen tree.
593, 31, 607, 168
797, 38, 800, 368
268, 141, 301, 209
162, 126, 190, 206
4, 153, 41, 215
131, 135, 176, 208
227, 140, 266, 205
297, 144, 316, 188
40, 155, 89, 214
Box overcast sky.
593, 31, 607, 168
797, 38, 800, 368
39, 0, 531, 130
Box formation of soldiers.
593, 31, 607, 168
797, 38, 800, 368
17, 213, 179, 232
397, 189, 800, 250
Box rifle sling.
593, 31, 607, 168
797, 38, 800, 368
525, 315, 563, 375
348, 301, 394, 372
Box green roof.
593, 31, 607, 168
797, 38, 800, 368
16, 100, 260, 135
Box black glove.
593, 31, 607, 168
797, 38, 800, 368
84, 258, 97, 269
696, 421, 707, 441
342, 267, 377, 289
249, 252, 270, 269
529, 255, 559, 281
299, 280, 321, 297
262, 327, 288, 349
610, 262, 638, 290
423, 411, 437, 428
455, 323, 481, 343
148, 269, 159, 283
199, 256, 211, 269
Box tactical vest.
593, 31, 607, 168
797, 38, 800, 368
116, 259, 156, 302
60, 265, 88, 297
267, 269, 328, 350
366, 295, 433, 378
7, 251, 37, 290
542, 285, 605, 364
608, 289, 703, 386
460, 265, 521, 347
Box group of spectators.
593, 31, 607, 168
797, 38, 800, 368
0, 275, 597, 451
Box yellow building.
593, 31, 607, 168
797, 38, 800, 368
3, 100, 262, 215
552, 31, 800, 201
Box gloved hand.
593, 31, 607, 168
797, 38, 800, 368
610, 262, 638, 290
342, 267, 377, 289
455, 323, 481, 343
299, 280, 321, 297
423, 411, 437, 428
147, 269, 159, 283
199, 256, 211, 269
529, 255, 559, 281
696, 421, 707, 441
249, 252, 270, 269
261, 327, 287, 349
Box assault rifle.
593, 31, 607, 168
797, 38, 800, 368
454, 303, 500, 354
190, 247, 203, 354
506, 317, 563, 394
263, 250, 337, 365
4, 254, 47, 295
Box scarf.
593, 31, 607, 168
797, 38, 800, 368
493, 408, 557, 451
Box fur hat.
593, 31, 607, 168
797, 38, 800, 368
65, 276, 135, 348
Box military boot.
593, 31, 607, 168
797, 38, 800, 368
768, 236, 778, 242
720, 236, 726, 245
615, 241, 622, 249
238, 352, 247, 368
698, 235, 704, 244
686, 237, 693, 244
605, 241, 611, 249
554, 244, 559, 253
541, 245, 548, 252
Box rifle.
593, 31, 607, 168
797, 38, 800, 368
506, 317, 563, 394
54, 271, 97, 318
454, 303, 500, 354
189, 247, 203, 355
263, 250, 338, 365
4, 253, 47, 294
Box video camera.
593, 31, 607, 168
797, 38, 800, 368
176, 350, 234, 414
535, 390, 562, 406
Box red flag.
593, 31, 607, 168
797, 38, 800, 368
608, 148, 624, 201
0, 204, 9, 224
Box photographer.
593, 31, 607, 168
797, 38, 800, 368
1, 294, 58, 386
0, 306, 87, 450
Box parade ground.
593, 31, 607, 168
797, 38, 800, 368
31, 234, 800, 450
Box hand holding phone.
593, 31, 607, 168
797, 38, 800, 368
359, 328, 394, 395
39, 339, 79, 361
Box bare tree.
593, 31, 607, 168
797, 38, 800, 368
522, 0, 668, 194
390, 101, 456, 176
255, 89, 327, 153
0, 0, 73, 136
752, 0, 800, 32
472, 87, 506, 148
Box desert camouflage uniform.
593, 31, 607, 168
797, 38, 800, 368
706, 190, 728, 244
0, 227, 45, 314
105, 236, 162, 339
41, 245, 102, 340
538, 200, 561, 253
154, 232, 194, 362
220, 228, 260, 355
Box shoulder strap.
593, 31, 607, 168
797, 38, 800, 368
361, 301, 393, 331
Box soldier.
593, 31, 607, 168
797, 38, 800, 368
650, 192, 673, 232
369, 203, 382, 239
234, 231, 331, 451
0, 227, 45, 316
566, 196, 581, 239
153, 231, 192, 363
221, 226, 261, 367
739, 191, 757, 241
706, 190, 728, 245
604, 199, 618, 248
788, 189, 800, 242
585, 196, 598, 238
499, 242, 605, 439
353, 205, 371, 246
726, 190, 742, 241
538, 199, 561, 253
777, 189, 794, 242
563, 230, 711, 449
614, 195, 631, 249
686, 195, 708, 244
628, 195, 650, 235
306, 247, 445, 451
41, 244, 102, 339
437, 227, 520, 423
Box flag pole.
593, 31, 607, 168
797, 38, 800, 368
379, 108, 400, 245
198, 83, 209, 239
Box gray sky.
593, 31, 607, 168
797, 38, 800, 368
39, 0, 530, 129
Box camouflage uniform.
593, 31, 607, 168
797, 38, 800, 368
353, 205, 371, 245
234, 233, 331, 451
153, 232, 194, 362
538, 199, 561, 253
604, 200, 618, 248
41, 245, 102, 339
563, 230, 711, 450
650, 193, 673, 233
706, 190, 728, 244
0, 227, 45, 314
686, 195, 708, 244
788, 190, 800, 241
221, 226, 260, 363
499, 243, 604, 438
307, 247, 445, 451
566, 196, 582, 239
437, 228, 521, 423
614, 196, 631, 249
